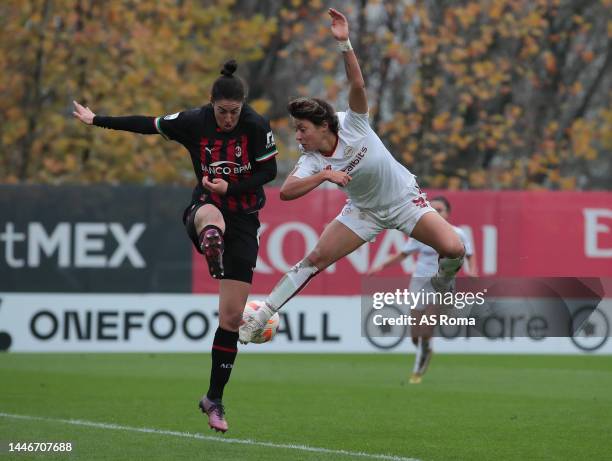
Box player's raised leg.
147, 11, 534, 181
240, 219, 366, 343
194, 204, 226, 279
199, 279, 250, 432
411, 211, 465, 292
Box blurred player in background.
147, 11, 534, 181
368, 196, 478, 383
73, 60, 278, 432
240, 9, 465, 343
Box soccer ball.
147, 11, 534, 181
242, 300, 280, 344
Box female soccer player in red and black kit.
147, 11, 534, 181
73, 60, 278, 433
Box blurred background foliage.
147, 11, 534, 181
1, 0, 610, 189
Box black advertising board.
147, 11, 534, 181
0, 185, 192, 292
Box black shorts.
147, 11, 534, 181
183, 201, 260, 284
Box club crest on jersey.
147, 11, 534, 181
266, 131, 275, 149
344, 146, 355, 158
235, 144, 242, 157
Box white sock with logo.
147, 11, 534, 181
248, 259, 319, 328
266, 258, 320, 312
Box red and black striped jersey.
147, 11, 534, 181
155, 104, 278, 213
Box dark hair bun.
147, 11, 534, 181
212, 59, 246, 101
221, 60, 238, 77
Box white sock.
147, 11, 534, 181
265, 258, 319, 311
439, 255, 463, 276
412, 337, 422, 374
433, 255, 464, 286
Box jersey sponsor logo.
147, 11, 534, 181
163, 112, 180, 120
266, 131, 275, 149
342, 146, 367, 174
203, 161, 252, 175
210, 161, 240, 167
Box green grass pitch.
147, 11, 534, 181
1, 353, 611, 460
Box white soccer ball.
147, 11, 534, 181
242, 300, 280, 344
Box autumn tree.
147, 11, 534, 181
372, 0, 611, 189
1, 0, 610, 190
0, 0, 276, 184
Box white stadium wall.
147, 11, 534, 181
1, 294, 611, 354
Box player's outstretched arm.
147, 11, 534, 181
72, 100, 158, 134
329, 8, 367, 114
367, 251, 412, 276
73, 101, 95, 125
280, 170, 351, 201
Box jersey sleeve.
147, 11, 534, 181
456, 228, 474, 256
401, 238, 421, 255
252, 118, 278, 162
154, 109, 199, 144
340, 109, 370, 144
291, 154, 321, 178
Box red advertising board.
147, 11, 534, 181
193, 189, 612, 294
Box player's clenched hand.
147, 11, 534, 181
324, 170, 351, 187
203, 176, 229, 195
72, 100, 96, 125
329, 8, 349, 41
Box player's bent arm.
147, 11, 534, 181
226, 157, 277, 196
280, 173, 329, 201
368, 251, 414, 275
280, 169, 351, 200
371, 251, 412, 273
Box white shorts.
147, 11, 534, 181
335, 185, 435, 242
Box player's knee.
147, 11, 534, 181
195, 205, 225, 233
438, 237, 464, 259
219, 311, 242, 332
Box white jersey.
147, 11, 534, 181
402, 226, 473, 278
291, 109, 416, 210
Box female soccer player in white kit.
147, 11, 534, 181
368, 197, 478, 383
240, 8, 465, 343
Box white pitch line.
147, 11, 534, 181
0, 412, 420, 461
